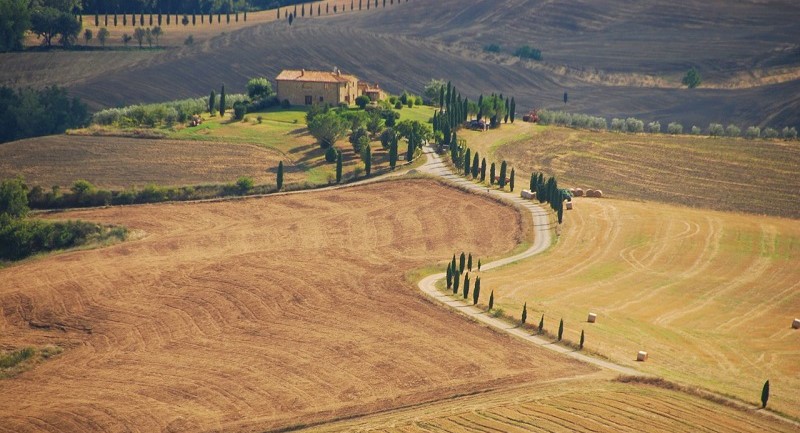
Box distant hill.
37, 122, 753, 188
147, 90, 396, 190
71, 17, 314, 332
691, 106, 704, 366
62, 0, 800, 128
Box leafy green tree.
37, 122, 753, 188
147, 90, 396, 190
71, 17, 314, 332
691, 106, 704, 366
521, 302, 527, 324
246, 77, 273, 99
133, 27, 145, 48
208, 90, 216, 115
579, 330, 585, 349
97, 27, 109, 46
509, 168, 515, 191
498, 161, 507, 189
355, 95, 370, 109
309, 111, 349, 149
459, 252, 466, 274
682, 67, 702, 88
277, 161, 284, 190
219, 84, 226, 117
558, 318, 564, 341
761, 380, 770, 408
151, 26, 162, 46
324, 146, 338, 163
488, 290, 494, 310
424, 79, 445, 106
0, 0, 31, 52
31, 5, 82, 47
83, 28, 92, 45
335, 150, 343, 183
0, 177, 29, 219
473, 276, 480, 305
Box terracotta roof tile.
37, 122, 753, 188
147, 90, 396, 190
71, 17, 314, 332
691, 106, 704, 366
276, 69, 357, 83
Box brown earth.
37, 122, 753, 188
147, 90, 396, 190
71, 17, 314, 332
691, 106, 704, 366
0, 179, 594, 433
0, 135, 294, 189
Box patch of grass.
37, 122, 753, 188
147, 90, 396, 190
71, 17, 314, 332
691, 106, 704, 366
0, 347, 34, 369
0, 346, 62, 378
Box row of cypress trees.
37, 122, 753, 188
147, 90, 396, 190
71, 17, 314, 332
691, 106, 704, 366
529, 171, 570, 224
91, 10, 248, 28
445, 252, 482, 305
281, 0, 412, 25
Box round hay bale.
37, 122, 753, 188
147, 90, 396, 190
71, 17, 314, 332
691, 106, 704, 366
587, 313, 597, 323
793, 318, 800, 329
574, 188, 584, 197
586, 189, 596, 198
569, 188, 576, 194
637, 351, 648, 362
594, 189, 603, 198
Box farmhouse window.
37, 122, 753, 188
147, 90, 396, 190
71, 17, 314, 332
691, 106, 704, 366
319, 96, 324, 102
305, 96, 312, 105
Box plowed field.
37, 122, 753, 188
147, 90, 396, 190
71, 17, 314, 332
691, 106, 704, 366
299, 379, 798, 433
0, 179, 593, 433
482, 198, 800, 417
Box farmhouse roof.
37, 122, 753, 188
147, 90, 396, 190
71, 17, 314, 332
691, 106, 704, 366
276, 69, 356, 83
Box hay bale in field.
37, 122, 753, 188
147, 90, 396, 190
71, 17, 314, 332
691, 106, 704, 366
521, 189, 535, 199
566, 202, 573, 210
594, 189, 603, 198
793, 318, 800, 329
587, 312, 597, 323
586, 189, 596, 197
637, 351, 648, 362
574, 188, 584, 197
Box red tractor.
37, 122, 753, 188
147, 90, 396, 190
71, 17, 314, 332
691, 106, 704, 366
522, 109, 539, 123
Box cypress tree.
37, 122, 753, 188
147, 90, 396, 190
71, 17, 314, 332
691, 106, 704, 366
480, 158, 486, 182
504, 97, 510, 123
477, 259, 481, 271
277, 161, 284, 190
471, 152, 479, 178
446, 263, 453, 289
467, 253, 472, 271
510, 168, 516, 191
277, 8, 280, 19
761, 380, 770, 408
389, 135, 398, 169
463, 273, 470, 299
530, 172, 536, 191
244, 10, 247, 21
335, 150, 343, 183
208, 90, 216, 115
510, 97, 516, 123
488, 290, 494, 310
558, 318, 564, 341
490, 162, 496, 185
95, 13, 99, 26
473, 277, 480, 305
463, 149, 471, 176
538, 314, 544, 334
406, 131, 415, 162
499, 161, 507, 188
453, 270, 459, 294
459, 252, 466, 274
364, 145, 372, 176
521, 302, 527, 324
451, 255, 457, 276
579, 330, 585, 350
219, 84, 226, 117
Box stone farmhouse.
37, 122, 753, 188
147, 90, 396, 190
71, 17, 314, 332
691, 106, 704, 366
275, 69, 384, 106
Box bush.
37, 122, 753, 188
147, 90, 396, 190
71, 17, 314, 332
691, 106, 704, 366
484, 43, 501, 53
281, 99, 291, 108
647, 121, 661, 133
625, 117, 644, 133
514, 45, 542, 60
236, 176, 254, 193
414, 96, 423, 106
324, 146, 338, 163
708, 123, 724, 137
233, 102, 247, 121
610, 118, 625, 132
667, 122, 683, 134
92, 94, 248, 128
394, 101, 403, 109
691, 125, 702, 135
246, 77, 273, 100
744, 126, 761, 139
350, 128, 369, 153
782, 126, 798, 139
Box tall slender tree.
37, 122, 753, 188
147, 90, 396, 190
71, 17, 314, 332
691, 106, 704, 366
208, 90, 216, 115
463, 273, 470, 299
499, 161, 508, 188
579, 330, 585, 349
364, 145, 372, 176
446, 263, 453, 290
335, 150, 343, 183
219, 84, 226, 117
471, 152, 479, 178
463, 149, 471, 176
453, 269, 460, 294
480, 158, 487, 182
538, 314, 544, 334
510, 97, 516, 123
473, 276, 481, 305
277, 161, 284, 190
509, 168, 516, 191
521, 302, 527, 324
488, 290, 494, 310
389, 135, 398, 169
467, 253, 473, 271
459, 252, 466, 274
761, 380, 770, 408
451, 255, 457, 276
558, 318, 564, 341
490, 162, 496, 185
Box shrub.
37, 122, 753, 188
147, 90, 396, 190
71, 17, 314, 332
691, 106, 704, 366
324, 146, 338, 163
281, 99, 291, 108
355, 95, 370, 109
414, 96, 423, 106
782, 126, 798, 139
514, 45, 542, 60
625, 117, 644, 133
744, 126, 761, 139
611, 118, 625, 132
483, 43, 501, 53
394, 101, 402, 109
0, 347, 35, 369
233, 102, 247, 121
691, 125, 702, 135
667, 122, 683, 135
647, 121, 661, 133
725, 124, 741, 137
246, 77, 273, 100
236, 176, 254, 193
708, 123, 724, 137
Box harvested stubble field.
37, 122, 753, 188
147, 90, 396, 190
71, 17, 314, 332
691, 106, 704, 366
480, 198, 800, 417
0, 179, 594, 432
299, 378, 797, 433
0, 135, 296, 190
462, 123, 800, 219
